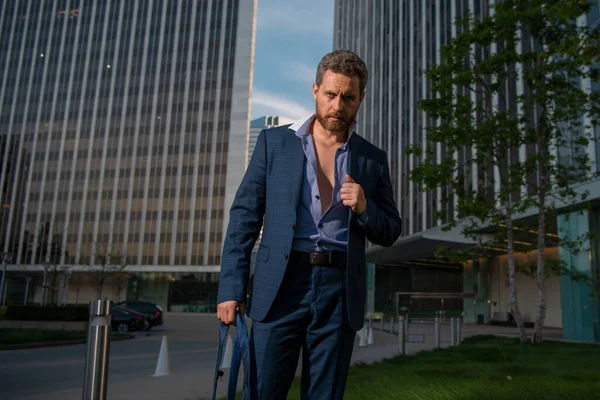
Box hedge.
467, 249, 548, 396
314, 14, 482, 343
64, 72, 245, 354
6, 305, 88, 321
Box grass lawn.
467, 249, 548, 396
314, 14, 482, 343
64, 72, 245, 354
0, 328, 131, 346
213, 335, 600, 400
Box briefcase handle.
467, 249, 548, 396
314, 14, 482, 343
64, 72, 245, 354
212, 312, 250, 400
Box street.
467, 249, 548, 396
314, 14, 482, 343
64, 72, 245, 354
0, 314, 222, 400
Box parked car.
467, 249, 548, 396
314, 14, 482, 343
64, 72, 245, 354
111, 306, 147, 333
114, 301, 164, 330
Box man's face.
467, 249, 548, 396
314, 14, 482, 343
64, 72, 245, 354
313, 70, 365, 134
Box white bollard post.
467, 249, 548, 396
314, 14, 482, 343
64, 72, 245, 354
358, 327, 367, 347
450, 317, 456, 346
456, 317, 462, 345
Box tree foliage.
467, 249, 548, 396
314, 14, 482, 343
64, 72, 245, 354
409, 0, 600, 343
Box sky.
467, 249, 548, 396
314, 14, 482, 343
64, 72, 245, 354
250, 0, 335, 121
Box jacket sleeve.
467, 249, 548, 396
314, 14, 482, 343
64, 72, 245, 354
217, 130, 267, 304
360, 151, 402, 247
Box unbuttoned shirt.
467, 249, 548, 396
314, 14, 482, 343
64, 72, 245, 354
289, 114, 366, 253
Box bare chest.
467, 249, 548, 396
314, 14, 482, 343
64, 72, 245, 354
313, 143, 340, 212
314, 144, 338, 185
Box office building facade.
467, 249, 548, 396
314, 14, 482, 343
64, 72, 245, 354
0, 0, 257, 311
247, 116, 293, 166
334, 0, 600, 340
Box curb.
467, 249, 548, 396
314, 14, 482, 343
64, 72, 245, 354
0, 333, 135, 351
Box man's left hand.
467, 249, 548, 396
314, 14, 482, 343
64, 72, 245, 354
341, 175, 366, 215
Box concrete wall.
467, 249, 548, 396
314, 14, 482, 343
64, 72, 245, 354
487, 247, 562, 328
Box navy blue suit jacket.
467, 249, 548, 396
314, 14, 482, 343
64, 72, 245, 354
217, 125, 402, 331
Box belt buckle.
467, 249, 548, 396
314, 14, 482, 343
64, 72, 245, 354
310, 252, 332, 265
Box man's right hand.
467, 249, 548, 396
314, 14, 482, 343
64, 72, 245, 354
217, 300, 245, 325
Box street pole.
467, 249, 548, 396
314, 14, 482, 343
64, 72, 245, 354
0, 253, 8, 306
24, 277, 32, 305
434, 317, 440, 349
1, 278, 9, 307
41, 269, 47, 306
83, 299, 112, 400
398, 315, 405, 355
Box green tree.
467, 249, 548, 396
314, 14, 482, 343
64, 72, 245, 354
410, 0, 600, 343
85, 243, 127, 299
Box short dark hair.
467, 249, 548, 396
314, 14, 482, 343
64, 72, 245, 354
315, 50, 368, 92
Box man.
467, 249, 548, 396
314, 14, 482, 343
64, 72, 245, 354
217, 50, 402, 399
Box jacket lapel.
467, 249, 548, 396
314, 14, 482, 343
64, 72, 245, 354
348, 133, 366, 228
348, 133, 365, 182
285, 130, 305, 206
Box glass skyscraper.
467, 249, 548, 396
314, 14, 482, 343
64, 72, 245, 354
0, 0, 257, 311
334, 0, 600, 340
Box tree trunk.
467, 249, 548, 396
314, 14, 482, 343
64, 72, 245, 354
506, 201, 527, 342
532, 121, 549, 344
96, 279, 103, 300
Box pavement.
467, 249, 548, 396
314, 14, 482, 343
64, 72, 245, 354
0, 313, 570, 400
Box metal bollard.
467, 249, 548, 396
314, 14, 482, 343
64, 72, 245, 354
456, 317, 462, 345
450, 317, 456, 346
369, 315, 372, 329
391, 317, 395, 334
398, 316, 405, 355
434, 317, 440, 348
404, 314, 409, 334
380, 316, 384, 332
83, 300, 112, 400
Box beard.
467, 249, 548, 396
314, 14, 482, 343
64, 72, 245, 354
315, 105, 353, 133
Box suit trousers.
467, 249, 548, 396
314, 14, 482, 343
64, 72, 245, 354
249, 260, 356, 399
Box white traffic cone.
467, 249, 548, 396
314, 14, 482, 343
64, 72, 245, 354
152, 335, 170, 377
367, 327, 374, 345
358, 327, 367, 347
219, 332, 233, 369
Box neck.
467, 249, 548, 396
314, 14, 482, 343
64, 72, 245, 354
311, 117, 348, 145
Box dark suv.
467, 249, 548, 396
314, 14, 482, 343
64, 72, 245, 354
115, 301, 164, 329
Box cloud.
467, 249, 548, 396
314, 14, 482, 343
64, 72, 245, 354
256, 0, 334, 37
251, 88, 313, 120
283, 62, 317, 84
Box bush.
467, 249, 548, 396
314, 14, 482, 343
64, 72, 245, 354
6, 305, 88, 321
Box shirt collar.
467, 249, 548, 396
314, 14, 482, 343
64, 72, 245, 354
289, 114, 357, 148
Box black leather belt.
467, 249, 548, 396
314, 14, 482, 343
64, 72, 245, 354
289, 251, 346, 266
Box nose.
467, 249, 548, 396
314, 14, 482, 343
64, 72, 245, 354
332, 94, 343, 112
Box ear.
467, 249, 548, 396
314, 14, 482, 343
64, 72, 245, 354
360, 90, 366, 102
312, 82, 319, 100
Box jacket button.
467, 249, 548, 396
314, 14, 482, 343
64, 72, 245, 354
284, 253, 289, 260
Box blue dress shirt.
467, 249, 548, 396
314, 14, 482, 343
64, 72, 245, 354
289, 115, 365, 253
